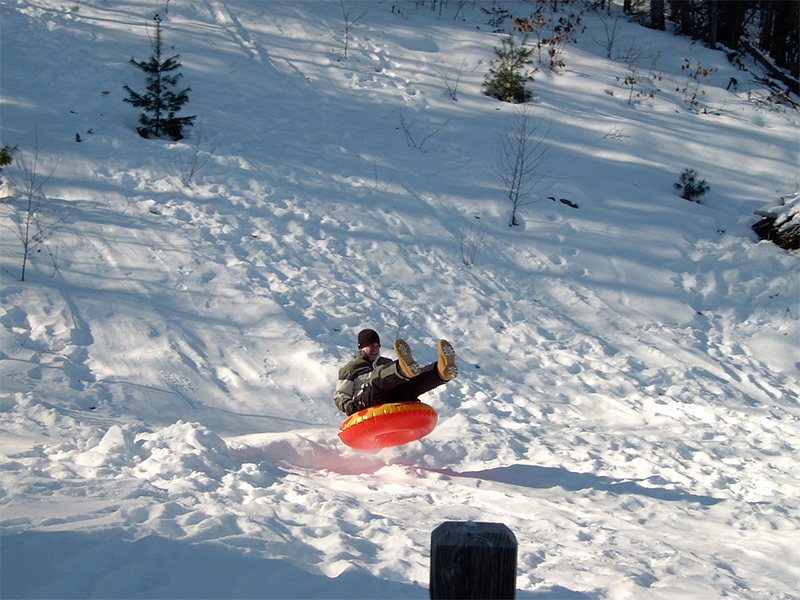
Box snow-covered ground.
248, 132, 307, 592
1, 1, 798, 598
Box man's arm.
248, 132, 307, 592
333, 376, 355, 413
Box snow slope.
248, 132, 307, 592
1, 1, 798, 598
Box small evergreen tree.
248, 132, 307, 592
124, 14, 195, 141
0, 143, 17, 199
675, 168, 710, 203
0, 143, 17, 173
483, 34, 536, 103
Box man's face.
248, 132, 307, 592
362, 342, 381, 361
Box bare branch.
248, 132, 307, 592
492, 105, 551, 226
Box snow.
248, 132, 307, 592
1, 1, 798, 598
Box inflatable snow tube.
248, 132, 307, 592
339, 401, 438, 450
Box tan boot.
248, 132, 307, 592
437, 339, 458, 381
394, 338, 420, 379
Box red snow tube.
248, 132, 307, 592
339, 402, 438, 449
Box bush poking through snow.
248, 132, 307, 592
675, 168, 710, 203
123, 14, 195, 141
460, 221, 484, 266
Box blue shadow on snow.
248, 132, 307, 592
438, 464, 723, 506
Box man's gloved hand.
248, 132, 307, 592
343, 400, 360, 416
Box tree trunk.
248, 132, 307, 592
669, 0, 695, 38
651, 0, 666, 31
708, 0, 719, 46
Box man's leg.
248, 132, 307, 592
383, 363, 446, 404
386, 340, 458, 402
355, 361, 408, 409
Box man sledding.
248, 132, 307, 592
333, 328, 459, 416
334, 329, 459, 449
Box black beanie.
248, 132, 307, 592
357, 328, 381, 348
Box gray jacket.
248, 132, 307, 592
333, 351, 393, 412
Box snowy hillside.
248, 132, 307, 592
1, 1, 798, 598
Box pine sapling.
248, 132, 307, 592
483, 34, 536, 104
124, 14, 195, 141
675, 168, 710, 203
0, 143, 18, 199
0, 144, 17, 172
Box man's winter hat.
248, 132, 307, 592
358, 328, 381, 348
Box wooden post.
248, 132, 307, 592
430, 521, 517, 599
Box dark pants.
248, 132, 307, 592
357, 362, 445, 409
